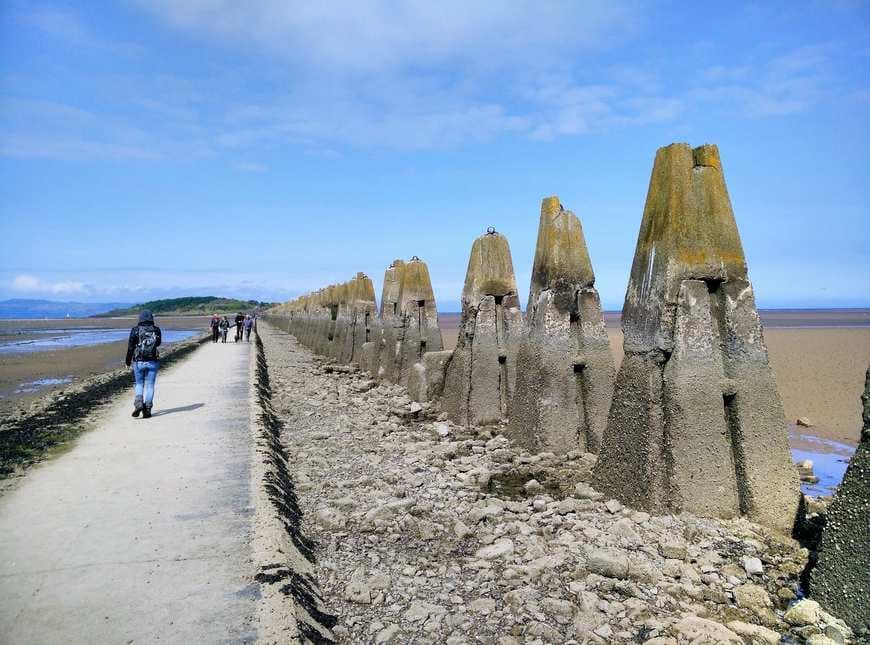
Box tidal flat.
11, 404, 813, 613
0, 316, 208, 413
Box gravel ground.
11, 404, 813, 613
258, 322, 854, 645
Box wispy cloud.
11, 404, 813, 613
2, 4, 861, 164
136, 1, 635, 71
1, 270, 312, 303
11, 274, 86, 295
691, 44, 833, 117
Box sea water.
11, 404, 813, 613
0, 328, 199, 354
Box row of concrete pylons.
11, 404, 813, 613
267, 143, 799, 535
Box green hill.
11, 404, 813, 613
94, 296, 273, 317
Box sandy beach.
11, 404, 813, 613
440, 310, 870, 446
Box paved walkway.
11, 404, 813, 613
0, 339, 256, 644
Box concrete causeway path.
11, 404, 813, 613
0, 339, 256, 644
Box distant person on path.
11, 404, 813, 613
219, 316, 230, 343
234, 312, 245, 342
125, 309, 162, 419
210, 314, 220, 343
244, 314, 254, 341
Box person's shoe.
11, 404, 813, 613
132, 397, 143, 417
142, 406, 152, 419
132, 406, 142, 417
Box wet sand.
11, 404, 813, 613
439, 310, 870, 446
0, 316, 209, 414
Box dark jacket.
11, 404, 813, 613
235, 314, 245, 327
125, 310, 162, 366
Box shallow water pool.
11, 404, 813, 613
789, 429, 855, 496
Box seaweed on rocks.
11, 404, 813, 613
0, 334, 209, 477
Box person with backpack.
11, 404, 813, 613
210, 314, 220, 343
219, 316, 230, 343
125, 309, 162, 418
234, 312, 245, 342
244, 314, 254, 341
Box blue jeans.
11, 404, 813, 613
133, 360, 159, 407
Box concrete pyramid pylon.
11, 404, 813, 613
397, 256, 444, 386
593, 143, 799, 533
377, 260, 406, 382
507, 196, 615, 454
344, 272, 377, 367
443, 228, 523, 426
811, 365, 870, 633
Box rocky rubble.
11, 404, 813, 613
259, 323, 856, 644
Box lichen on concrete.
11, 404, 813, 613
395, 257, 444, 388
443, 229, 523, 426
372, 260, 404, 382
507, 196, 615, 454
593, 143, 799, 534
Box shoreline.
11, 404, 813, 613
0, 333, 210, 479
0, 316, 209, 413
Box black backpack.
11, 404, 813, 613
135, 325, 159, 360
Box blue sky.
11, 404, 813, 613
1, 1, 868, 310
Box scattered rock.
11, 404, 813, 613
474, 538, 514, 560
374, 624, 400, 643
726, 620, 781, 644
453, 520, 472, 539
344, 581, 372, 604
806, 636, 838, 645
674, 616, 741, 643
741, 556, 764, 576
784, 599, 821, 626
469, 597, 495, 614
403, 601, 446, 622
796, 417, 814, 427
434, 422, 451, 437
586, 548, 629, 579
524, 479, 544, 494
593, 624, 613, 639
734, 583, 771, 611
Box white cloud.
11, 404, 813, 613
136, 1, 635, 72
5, 4, 846, 163
691, 45, 831, 118
11, 274, 86, 295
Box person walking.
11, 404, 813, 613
219, 316, 230, 343
234, 312, 245, 342
125, 309, 162, 419
210, 314, 220, 343
244, 314, 254, 341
